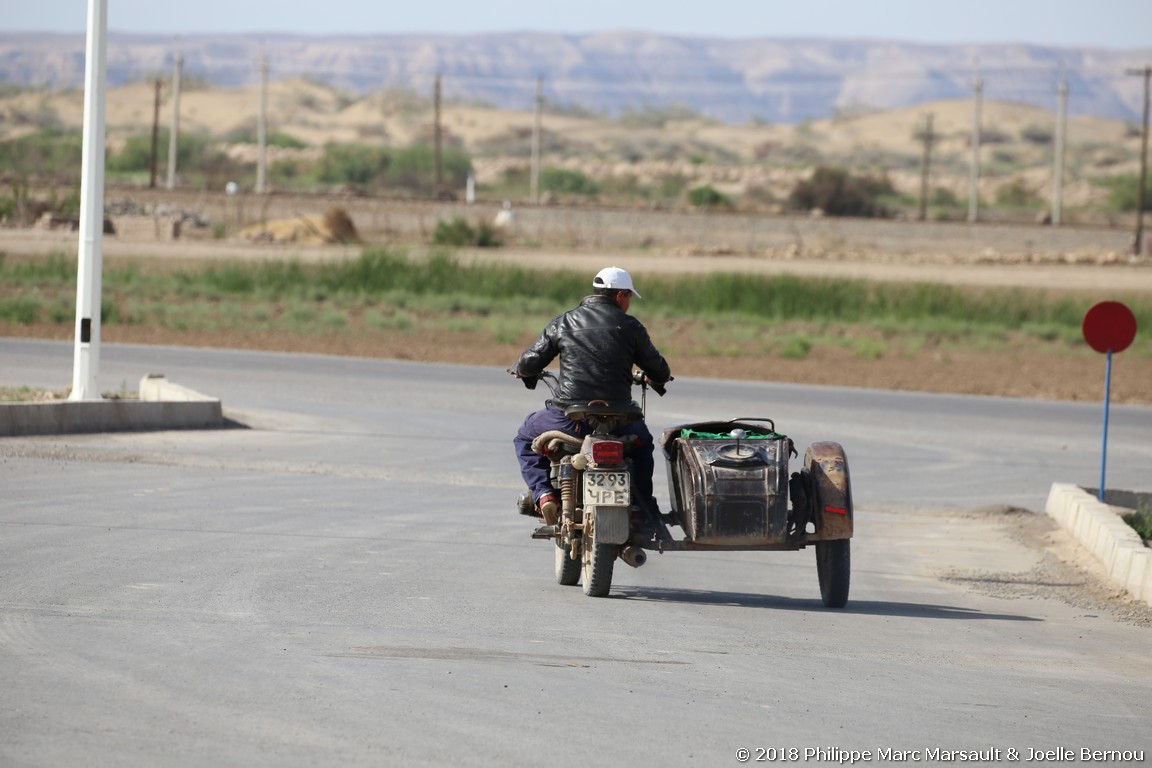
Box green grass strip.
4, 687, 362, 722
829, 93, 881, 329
3, 248, 1150, 352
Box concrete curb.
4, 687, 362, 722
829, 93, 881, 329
0, 374, 223, 436
1044, 483, 1152, 607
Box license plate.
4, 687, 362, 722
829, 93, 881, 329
583, 471, 630, 505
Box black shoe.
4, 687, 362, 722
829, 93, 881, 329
517, 492, 541, 518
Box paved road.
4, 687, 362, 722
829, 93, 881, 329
2, 340, 1151, 767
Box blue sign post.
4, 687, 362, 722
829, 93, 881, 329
1081, 302, 1138, 502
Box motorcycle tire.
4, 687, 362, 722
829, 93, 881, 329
581, 517, 616, 597
555, 536, 581, 586
816, 539, 850, 608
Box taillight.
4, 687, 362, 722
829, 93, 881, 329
590, 440, 624, 466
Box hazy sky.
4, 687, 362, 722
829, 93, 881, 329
2, 0, 1150, 49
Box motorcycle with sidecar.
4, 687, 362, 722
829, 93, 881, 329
515, 370, 853, 605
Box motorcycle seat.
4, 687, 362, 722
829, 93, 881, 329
564, 400, 643, 423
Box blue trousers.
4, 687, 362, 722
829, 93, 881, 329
513, 405, 657, 510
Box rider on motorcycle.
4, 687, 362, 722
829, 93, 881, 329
510, 266, 672, 533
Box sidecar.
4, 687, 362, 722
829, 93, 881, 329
654, 418, 853, 607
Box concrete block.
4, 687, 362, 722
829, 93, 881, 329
0, 376, 222, 436
1127, 550, 1149, 601
1086, 508, 1105, 555
1109, 543, 1140, 596
1044, 483, 1152, 609
1109, 542, 1132, 584
1067, 497, 1088, 539
1142, 556, 1152, 604
1094, 515, 1129, 564
1044, 483, 1077, 526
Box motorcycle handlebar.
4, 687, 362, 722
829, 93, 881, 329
510, 367, 671, 397
632, 369, 671, 396
506, 367, 539, 390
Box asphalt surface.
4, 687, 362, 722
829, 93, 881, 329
2, 339, 1151, 767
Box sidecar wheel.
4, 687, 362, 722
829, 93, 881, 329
581, 519, 616, 597
816, 539, 850, 608
555, 537, 581, 586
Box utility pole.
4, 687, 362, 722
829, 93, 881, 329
71, 0, 107, 401
149, 76, 161, 189
256, 43, 267, 195
968, 73, 983, 223
917, 112, 935, 221
433, 74, 443, 195
530, 76, 543, 205
1051, 70, 1068, 226
1126, 65, 1151, 255
166, 53, 182, 190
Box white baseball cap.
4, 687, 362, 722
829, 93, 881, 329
592, 266, 641, 298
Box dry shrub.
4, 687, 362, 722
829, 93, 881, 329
323, 206, 360, 244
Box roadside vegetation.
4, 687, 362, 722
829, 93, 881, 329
1123, 503, 1152, 543
3, 249, 1149, 365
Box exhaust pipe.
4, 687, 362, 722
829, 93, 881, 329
619, 546, 647, 568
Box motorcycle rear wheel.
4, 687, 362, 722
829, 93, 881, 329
581, 519, 616, 597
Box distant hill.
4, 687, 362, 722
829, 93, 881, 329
1, 31, 1149, 124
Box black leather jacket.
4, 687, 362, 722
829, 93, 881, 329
514, 294, 671, 409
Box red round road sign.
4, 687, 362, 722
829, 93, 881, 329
1082, 301, 1137, 354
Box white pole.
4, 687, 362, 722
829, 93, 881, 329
71, 0, 108, 401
